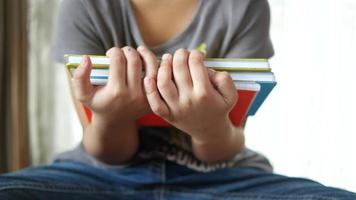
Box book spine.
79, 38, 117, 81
247, 81, 277, 116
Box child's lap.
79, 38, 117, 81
0, 160, 355, 200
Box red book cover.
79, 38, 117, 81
83, 82, 260, 127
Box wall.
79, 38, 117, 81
246, 0, 356, 191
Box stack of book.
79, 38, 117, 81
65, 55, 276, 127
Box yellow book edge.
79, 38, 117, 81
65, 54, 272, 72
65, 54, 268, 61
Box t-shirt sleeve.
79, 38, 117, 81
52, 0, 106, 63
53, 143, 131, 170
224, 0, 274, 58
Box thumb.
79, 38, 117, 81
72, 55, 95, 104
209, 71, 237, 107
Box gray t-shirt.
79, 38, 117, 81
53, 0, 274, 172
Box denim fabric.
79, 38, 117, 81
0, 160, 355, 200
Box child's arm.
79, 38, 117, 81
191, 68, 245, 163
142, 49, 245, 163
72, 47, 155, 164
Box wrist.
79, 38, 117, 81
83, 116, 139, 164
91, 114, 137, 135
191, 116, 234, 145
191, 119, 245, 163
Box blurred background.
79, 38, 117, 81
0, 0, 355, 192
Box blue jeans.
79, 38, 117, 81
0, 159, 355, 200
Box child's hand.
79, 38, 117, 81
72, 46, 156, 164
143, 49, 238, 145
72, 47, 151, 124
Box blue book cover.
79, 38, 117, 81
247, 81, 277, 116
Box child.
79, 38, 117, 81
0, 0, 355, 199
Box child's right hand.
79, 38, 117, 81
72, 47, 151, 124
71, 46, 156, 164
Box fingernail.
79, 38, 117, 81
80, 56, 88, 68
207, 69, 216, 75
137, 45, 146, 52
106, 48, 113, 56
162, 53, 170, 60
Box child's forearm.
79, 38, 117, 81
191, 122, 245, 164
83, 115, 139, 165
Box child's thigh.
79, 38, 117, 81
0, 161, 155, 200
166, 166, 356, 200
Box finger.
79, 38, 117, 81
188, 50, 211, 91
122, 46, 142, 90
72, 55, 94, 103
172, 49, 193, 94
207, 69, 218, 89
209, 71, 238, 107
157, 53, 178, 106
207, 69, 216, 77
144, 77, 170, 119
106, 47, 126, 88
137, 46, 158, 80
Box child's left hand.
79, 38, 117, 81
143, 49, 238, 144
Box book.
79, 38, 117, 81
65, 54, 276, 127
228, 71, 275, 82
224, 71, 277, 116
65, 54, 271, 72
247, 81, 276, 116
72, 68, 276, 116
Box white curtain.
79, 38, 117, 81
28, 0, 81, 165
28, 0, 356, 191
246, 0, 356, 191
